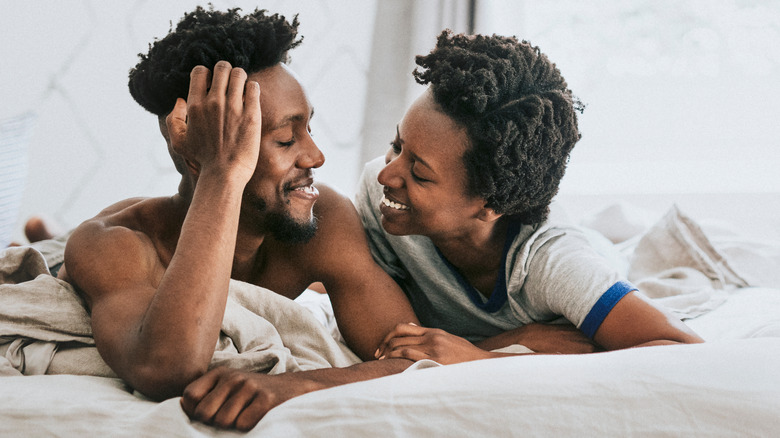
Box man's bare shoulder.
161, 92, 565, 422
312, 183, 359, 220
299, 184, 372, 271
62, 197, 173, 300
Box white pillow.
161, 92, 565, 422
0, 112, 36, 247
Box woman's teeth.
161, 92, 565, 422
382, 196, 409, 211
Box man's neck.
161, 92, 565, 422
230, 223, 268, 283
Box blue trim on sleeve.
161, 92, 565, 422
580, 280, 637, 339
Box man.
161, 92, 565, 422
60, 6, 419, 430
61, 6, 593, 431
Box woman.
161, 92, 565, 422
358, 31, 703, 364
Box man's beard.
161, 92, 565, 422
264, 210, 317, 244
244, 193, 317, 244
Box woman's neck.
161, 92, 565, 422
431, 217, 510, 296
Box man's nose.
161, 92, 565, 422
299, 133, 325, 169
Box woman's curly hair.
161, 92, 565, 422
414, 31, 583, 224
128, 6, 302, 117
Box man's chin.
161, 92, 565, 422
267, 212, 318, 244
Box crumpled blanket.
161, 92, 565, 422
581, 202, 778, 320
626, 205, 754, 319
0, 245, 360, 377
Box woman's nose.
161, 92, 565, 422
377, 155, 403, 188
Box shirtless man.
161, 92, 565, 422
59, 7, 419, 429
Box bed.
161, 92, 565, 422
1, 202, 779, 437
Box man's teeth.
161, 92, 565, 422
382, 196, 409, 211
293, 185, 319, 195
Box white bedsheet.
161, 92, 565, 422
1, 203, 778, 436
2, 336, 778, 437
1, 287, 778, 437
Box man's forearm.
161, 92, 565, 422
130, 177, 246, 398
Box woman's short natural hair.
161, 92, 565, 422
414, 31, 583, 224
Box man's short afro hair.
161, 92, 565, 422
414, 31, 583, 224
129, 5, 302, 117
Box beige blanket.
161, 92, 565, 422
0, 245, 359, 377
627, 206, 753, 318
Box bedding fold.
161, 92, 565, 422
0, 245, 359, 378
627, 205, 753, 318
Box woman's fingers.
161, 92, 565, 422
383, 346, 430, 362
375, 322, 425, 358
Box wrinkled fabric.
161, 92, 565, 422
628, 206, 750, 318
0, 246, 359, 377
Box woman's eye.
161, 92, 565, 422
410, 165, 429, 183
389, 140, 401, 154
279, 137, 295, 147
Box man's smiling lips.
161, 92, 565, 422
287, 178, 319, 200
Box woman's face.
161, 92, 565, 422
377, 89, 488, 240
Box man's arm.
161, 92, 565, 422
63, 62, 262, 400
179, 187, 421, 430
308, 185, 420, 360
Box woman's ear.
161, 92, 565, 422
477, 205, 503, 223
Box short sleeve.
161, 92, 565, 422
515, 226, 635, 333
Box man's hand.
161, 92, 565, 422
166, 61, 262, 184
181, 359, 414, 431
181, 367, 322, 431
375, 323, 494, 364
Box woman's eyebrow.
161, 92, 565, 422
396, 125, 435, 174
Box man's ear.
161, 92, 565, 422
158, 116, 171, 144
184, 158, 200, 177
477, 205, 503, 223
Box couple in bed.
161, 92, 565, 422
56, 6, 702, 431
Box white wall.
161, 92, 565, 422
475, 0, 780, 239
3, 0, 778, 242
1, 0, 377, 241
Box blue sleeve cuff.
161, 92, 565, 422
580, 280, 637, 339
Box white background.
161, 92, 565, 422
2, 0, 778, 241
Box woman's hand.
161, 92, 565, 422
375, 323, 494, 365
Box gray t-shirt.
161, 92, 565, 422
356, 157, 635, 342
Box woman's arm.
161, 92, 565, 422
592, 291, 703, 349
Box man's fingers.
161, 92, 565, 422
187, 65, 211, 104
211, 386, 256, 429
189, 375, 242, 424
244, 80, 261, 114
208, 61, 233, 98
180, 368, 224, 417
166, 98, 188, 144
234, 399, 270, 432
226, 67, 248, 112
